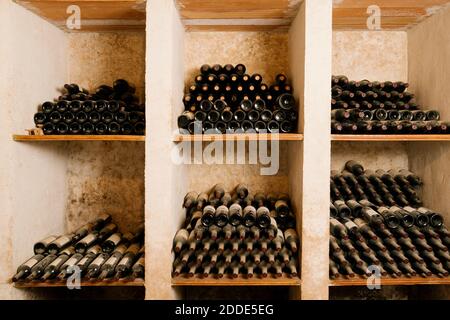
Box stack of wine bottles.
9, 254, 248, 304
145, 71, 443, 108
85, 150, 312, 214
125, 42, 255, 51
178, 64, 298, 134
33, 79, 145, 135
12, 214, 145, 284
331, 76, 449, 134
330, 160, 450, 279
172, 184, 300, 279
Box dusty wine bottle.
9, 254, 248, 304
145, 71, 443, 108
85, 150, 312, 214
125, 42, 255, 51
47, 234, 74, 254
215, 205, 229, 227
27, 254, 58, 280
41, 254, 70, 280
98, 244, 127, 280
86, 252, 110, 279
12, 254, 45, 282
33, 235, 58, 254
56, 253, 84, 280
75, 231, 100, 254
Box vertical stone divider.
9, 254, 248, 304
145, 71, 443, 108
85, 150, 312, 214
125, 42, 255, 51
145, 0, 187, 299
289, 0, 332, 300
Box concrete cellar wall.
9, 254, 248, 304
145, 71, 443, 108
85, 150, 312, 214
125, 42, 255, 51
0, 1, 68, 299
65, 33, 146, 233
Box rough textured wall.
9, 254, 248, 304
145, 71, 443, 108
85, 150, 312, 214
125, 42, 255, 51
184, 32, 289, 87
333, 31, 408, 82
184, 141, 290, 194
332, 142, 409, 172
0, 1, 68, 299
184, 32, 290, 194
66, 33, 146, 233
407, 6, 450, 300
68, 33, 146, 103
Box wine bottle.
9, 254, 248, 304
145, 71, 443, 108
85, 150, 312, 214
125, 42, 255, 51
33, 235, 58, 254
132, 254, 145, 279
274, 197, 290, 218
75, 231, 100, 254
403, 206, 429, 228
428, 262, 449, 277
74, 248, 99, 276
242, 206, 257, 227
330, 235, 342, 253
353, 218, 378, 240
114, 243, 140, 279
41, 254, 70, 280
98, 244, 127, 280
413, 237, 433, 252
427, 237, 448, 251
345, 200, 363, 218
397, 262, 417, 277
330, 260, 341, 279
330, 218, 349, 240
47, 234, 74, 254
273, 229, 285, 251
284, 229, 299, 253
341, 218, 363, 241
361, 249, 380, 265
361, 207, 385, 227
12, 254, 45, 282
377, 207, 400, 229
404, 249, 424, 263
340, 238, 357, 253
333, 200, 352, 219
56, 253, 84, 280
200, 205, 215, 228
28, 254, 58, 280
417, 207, 444, 228
412, 261, 432, 277
214, 205, 229, 227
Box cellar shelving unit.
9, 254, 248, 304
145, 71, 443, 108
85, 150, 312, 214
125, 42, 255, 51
13, 135, 146, 142
330, 0, 450, 300
2, 0, 450, 301
145, 0, 331, 300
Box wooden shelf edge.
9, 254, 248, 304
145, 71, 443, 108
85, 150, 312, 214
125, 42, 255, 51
13, 279, 145, 288
172, 275, 301, 287
12, 135, 145, 142
332, 134, 450, 142
330, 276, 450, 287
173, 133, 304, 142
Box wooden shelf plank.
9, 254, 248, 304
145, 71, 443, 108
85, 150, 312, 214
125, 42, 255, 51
333, 0, 449, 30
332, 134, 450, 142
330, 276, 450, 287
13, 279, 145, 288
14, 0, 146, 33
13, 135, 145, 142
176, 0, 449, 31
173, 133, 304, 142
172, 275, 301, 287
